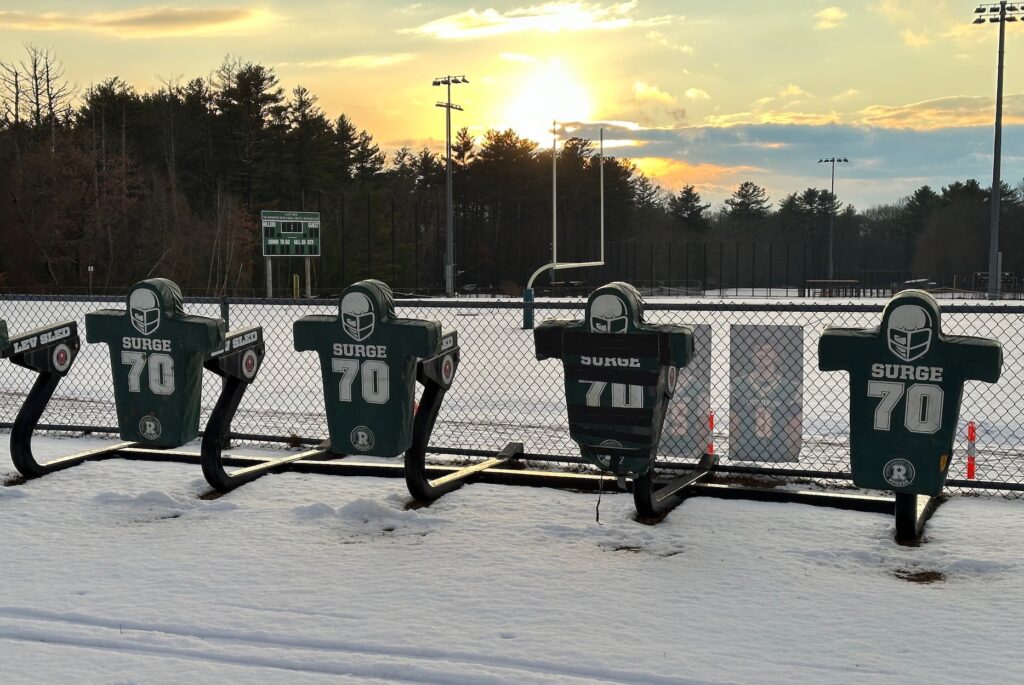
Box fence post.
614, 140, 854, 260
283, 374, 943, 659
800, 242, 807, 297
522, 288, 535, 329
702, 242, 707, 295
668, 243, 673, 290
651, 242, 656, 289
219, 297, 232, 450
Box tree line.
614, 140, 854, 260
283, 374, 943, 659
2, 46, 1023, 296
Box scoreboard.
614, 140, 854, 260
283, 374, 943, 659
261, 211, 321, 257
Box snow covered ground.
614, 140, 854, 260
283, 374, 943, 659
2, 434, 1023, 684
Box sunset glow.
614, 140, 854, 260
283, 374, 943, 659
1, 0, 1022, 207
498, 59, 595, 144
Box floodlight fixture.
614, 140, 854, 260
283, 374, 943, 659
971, 1, 1022, 298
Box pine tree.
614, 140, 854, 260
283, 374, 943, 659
668, 184, 710, 233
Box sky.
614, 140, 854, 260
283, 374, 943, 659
2, 0, 1024, 209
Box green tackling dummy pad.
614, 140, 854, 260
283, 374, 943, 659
535, 282, 693, 476
819, 289, 1002, 496
294, 279, 442, 457
86, 278, 224, 447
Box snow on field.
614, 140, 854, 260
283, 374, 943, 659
2, 435, 1023, 684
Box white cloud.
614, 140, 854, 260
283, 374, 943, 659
780, 84, 813, 99
684, 88, 710, 100
285, 54, 416, 70
500, 52, 541, 63
634, 81, 676, 104
630, 82, 687, 123
403, 1, 676, 40
901, 29, 931, 47
814, 7, 848, 30
646, 31, 693, 54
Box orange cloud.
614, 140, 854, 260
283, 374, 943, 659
703, 110, 841, 127
0, 7, 277, 37
631, 157, 761, 191
858, 94, 1024, 129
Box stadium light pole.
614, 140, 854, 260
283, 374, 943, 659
433, 75, 468, 297
973, 3, 1022, 299
817, 156, 849, 280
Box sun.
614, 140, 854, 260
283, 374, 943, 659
499, 59, 594, 143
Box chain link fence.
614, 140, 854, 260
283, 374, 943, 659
1, 294, 1022, 494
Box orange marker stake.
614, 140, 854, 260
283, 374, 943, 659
708, 411, 715, 456
967, 421, 977, 480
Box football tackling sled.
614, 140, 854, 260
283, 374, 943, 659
1, 318, 95, 477
535, 282, 714, 518
819, 289, 1002, 543
291, 279, 522, 503
3, 279, 268, 480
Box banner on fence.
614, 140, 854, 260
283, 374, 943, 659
661, 324, 712, 461
729, 324, 803, 462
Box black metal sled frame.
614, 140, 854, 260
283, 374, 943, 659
894, 492, 941, 545
663, 478, 941, 544
2, 321, 135, 478
404, 338, 524, 503
199, 327, 331, 491
633, 452, 716, 519
4, 323, 291, 485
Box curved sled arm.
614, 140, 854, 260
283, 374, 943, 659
404, 332, 464, 502
199, 327, 329, 492
5, 322, 130, 478
201, 326, 268, 490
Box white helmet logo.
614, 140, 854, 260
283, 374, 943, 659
887, 304, 932, 362
590, 294, 628, 334
129, 288, 160, 336
341, 292, 375, 341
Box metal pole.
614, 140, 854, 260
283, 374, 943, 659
391, 196, 397, 286
265, 256, 272, 297
827, 158, 835, 280
305, 257, 311, 297
551, 120, 557, 286
988, 0, 1007, 299
600, 128, 604, 263
445, 79, 455, 296
827, 158, 835, 278
339, 193, 346, 287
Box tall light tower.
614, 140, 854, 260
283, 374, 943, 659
817, 156, 849, 280
433, 75, 468, 297
973, 2, 1022, 299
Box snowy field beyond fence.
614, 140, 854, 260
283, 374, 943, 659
1, 436, 1023, 684
2, 295, 1024, 488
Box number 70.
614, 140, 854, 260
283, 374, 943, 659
867, 380, 943, 434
